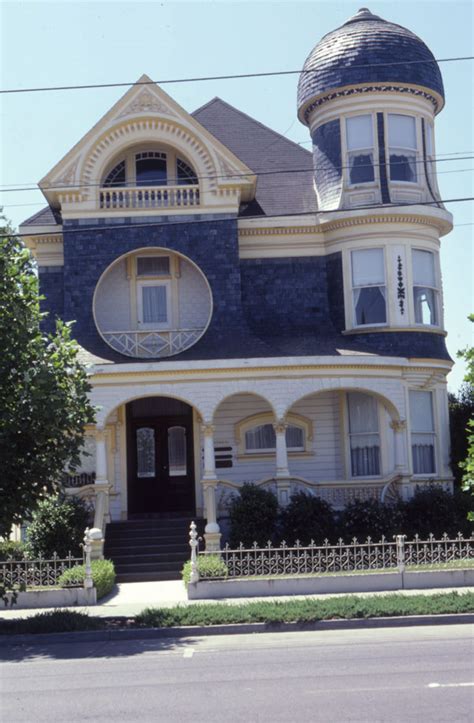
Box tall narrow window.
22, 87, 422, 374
412, 250, 438, 325
409, 391, 436, 474
347, 393, 380, 476
346, 115, 375, 184
168, 426, 187, 476
138, 282, 170, 326
244, 424, 305, 453
136, 427, 155, 478
388, 114, 417, 182
351, 249, 387, 326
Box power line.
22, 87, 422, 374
1, 154, 473, 195
3, 196, 472, 239
1, 56, 473, 95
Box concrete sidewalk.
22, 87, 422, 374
1, 581, 473, 620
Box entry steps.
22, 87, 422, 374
104, 517, 205, 582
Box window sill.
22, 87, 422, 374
342, 326, 447, 336
236, 452, 314, 461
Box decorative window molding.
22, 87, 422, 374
409, 390, 436, 475
235, 412, 313, 456
397, 255, 406, 316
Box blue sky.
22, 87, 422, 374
1, 0, 472, 389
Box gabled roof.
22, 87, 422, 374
21, 205, 62, 228
192, 97, 317, 217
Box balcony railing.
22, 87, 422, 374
102, 328, 204, 358
99, 184, 200, 210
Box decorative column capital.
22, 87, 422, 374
273, 419, 288, 435
95, 427, 106, 443
390, 419, 407, 433
201, 423, 215, 437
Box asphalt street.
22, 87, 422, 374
1, 624, 473, 722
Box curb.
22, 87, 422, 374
1, 613, 473, 647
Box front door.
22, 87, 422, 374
127, 402, 195, 515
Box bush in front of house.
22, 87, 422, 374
228, 483, 279, 547
0, 610, 105, 635
401, 486, 473, 539
0, 540, 28, 561
26, 494, 92, 558
339, 498, 405, 542
279, 492, 337, 545
181, 555, 228, 586
58, 559, 116, 600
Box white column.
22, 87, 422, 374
95, 429, 108, 483
201, 423, 221, 551
274, 420, 290, 478
390, 419, 407, 472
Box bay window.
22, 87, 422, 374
409, 391, 436, 474
347, 392, 380, 476
388, 114, 417, 183
351, 248, 387, 326
346, 115, 375, 184
412, 249, 438, 325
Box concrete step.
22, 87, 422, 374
116, 571, 182, 582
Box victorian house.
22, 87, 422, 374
21, 9, 454, 579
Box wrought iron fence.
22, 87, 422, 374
195, 533, 473, 580
0, 552, 84, 589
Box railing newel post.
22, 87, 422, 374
189, 521, 199, 584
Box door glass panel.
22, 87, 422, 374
168, 426, 187, 476
137, 427, 155, 478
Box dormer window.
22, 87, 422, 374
346, 115, 375, 185
136, 151, 167, 186
102, 148, 198, 188
388, 114, 417, 183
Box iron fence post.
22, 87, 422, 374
83, 528, 93, 589
189, 521, 199, 584
396, 534, 406, 573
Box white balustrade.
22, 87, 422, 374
102, 328, 204, 359
99, 184, 200, 210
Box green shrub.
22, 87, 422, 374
26, 494, 92, 558
182, 554, 228, 586
0, 540, 28, 561
279, 492, 336, 544
228, 483, 279, 547
339, 498, 404, 542
401, 486, 473, 539
58, 559, 116, 600
0, 610, 104, 635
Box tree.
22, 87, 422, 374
458, 315, 474, 519
448, 382, 474, 485
0, 216, 95, 539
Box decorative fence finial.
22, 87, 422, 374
189, 521, 199, 584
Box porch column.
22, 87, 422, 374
274, 419, 290, 477
91, 428, 109, 559
95, 428, 108, 483
201, 423, 221, 552
390, 419, 408, 472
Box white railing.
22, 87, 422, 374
99, 184, 200, 210
194, 533, 473, 579
102, 328, 204, 358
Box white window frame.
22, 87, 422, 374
345, 392, 382, 479
136, 254, 172, 279
409, 390, 437, 476
350, 248, 388, 328
235, 413, 313, 457
101, 145, 199, 188
345, 114, 377, 187
387, 114, 419, 184
411, 248, 440, 327
137, 279, 171, 329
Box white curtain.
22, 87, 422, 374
348, 393, 380, 476
412, 250, 436, 286
388, 114, 417, 149
351, 248, 385, 286
245, 424, 276, 451
346, 114, 373, 150
142, 285, 167, 324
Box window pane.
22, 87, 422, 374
177, 158, 198, 185
286, 425, 304, 449
245, 424, 276, 451
354, 286, 386, 325
137, 256, 170, 277
137, 427, 155, 478
426, 123, 434, 156
349, 152, 374, 184
412, 433, 435, 474
413, 250, 436, 286
414, 287, 438, 324
389, 153, 417, 182
348, 393, 379, 434
409, 391, 434, 432
142, 285, 167, 324
104, 160, 126, 187
168, 426, 187, 476
352, 249, 385, 286
388, 114, 417, 149
136, 154, 167, 186
346, 115, 373, 150
351, 442, 380, 476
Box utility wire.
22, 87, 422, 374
1, 56, 473, 95
1, 155, 473, 195
3, 196, 472, 239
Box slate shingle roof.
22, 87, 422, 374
21, 205, 62, 227
192, 98, 316, 216
297, 7, 444, 122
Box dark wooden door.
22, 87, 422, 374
127, 414, 195, 515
